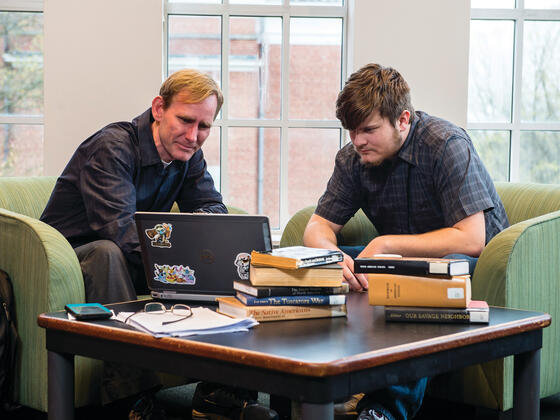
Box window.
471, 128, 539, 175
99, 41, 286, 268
165, 0, 347, 231
0, 1, 43, 176
468, 1, 560, 183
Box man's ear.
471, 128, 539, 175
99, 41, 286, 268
152, 96, 164, 122
397, 110, 411, 131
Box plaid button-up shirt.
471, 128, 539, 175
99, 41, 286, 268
316, 111, 509, 244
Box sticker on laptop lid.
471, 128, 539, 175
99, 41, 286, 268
153, 264, 195, 285
234, 252, 251, 280
145, 223, 173, 248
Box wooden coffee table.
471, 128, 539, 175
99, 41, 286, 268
38, 293, 551, 420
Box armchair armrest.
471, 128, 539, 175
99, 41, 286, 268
473, 209, 560, 309
0, 208, 90, 410
471, 209, 560, 407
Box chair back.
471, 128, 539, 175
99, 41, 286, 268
0, 176, 57, 219
494, 182, 560, 225
280, 206, 378, 247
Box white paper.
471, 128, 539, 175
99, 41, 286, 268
114, 307, 258, 337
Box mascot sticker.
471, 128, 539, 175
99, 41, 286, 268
145, 223, 173, 248
234, 252, 251, 280
153, 264, 196, 285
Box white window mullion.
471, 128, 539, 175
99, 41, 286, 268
0, 115, 43, 124
279, 12, 291, 229
0, 0, 42, 12
220, 12, 230, 199
509, 14, 524, 182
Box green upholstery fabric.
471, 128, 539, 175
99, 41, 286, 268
280, 182, 560, 413
280, 207, 378, 247
170, 202, 247, 214
431, 183, 560, 411
0, 177, 101, 411
0, 176, 58, 218
0, 176, 246, 413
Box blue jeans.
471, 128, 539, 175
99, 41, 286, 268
341, 246, 478, 419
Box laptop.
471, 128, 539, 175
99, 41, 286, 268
135, 212, 272, 301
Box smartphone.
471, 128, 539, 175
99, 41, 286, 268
65, 303, 112, 320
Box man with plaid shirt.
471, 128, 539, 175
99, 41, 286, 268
304, 64, 509, 420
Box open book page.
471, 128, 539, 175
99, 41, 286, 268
114, 307, 258, 337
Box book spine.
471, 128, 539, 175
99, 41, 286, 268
233, 282, 348, 297
384, 307, 488, 323
368, 273, 471, 308
296, 255, 344, 268
249, 265, 342, 287
355, 259, 436, 276
237, 293, 346, 306
246, 304, 347, 322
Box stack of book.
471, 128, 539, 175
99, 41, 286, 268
217, 246, 349, 322
354, 256, 489, 324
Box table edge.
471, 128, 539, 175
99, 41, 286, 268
37, 312, 551, 377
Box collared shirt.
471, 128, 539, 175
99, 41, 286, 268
315, 111, 509, 244
40, 108, 226, 265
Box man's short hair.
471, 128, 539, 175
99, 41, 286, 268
159, 69, 224, 118
336, 63, 415, 130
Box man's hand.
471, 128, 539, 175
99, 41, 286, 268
358, 236, 390, 258
339, 253, 369, 292
304, 214, 368, 291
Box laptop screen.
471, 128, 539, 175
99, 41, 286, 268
135, 212, 272, 301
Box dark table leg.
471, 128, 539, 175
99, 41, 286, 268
270, 394, 292, 420
513, 348, 540, 420
48, 350, 75, 420
301, 401, 333, 420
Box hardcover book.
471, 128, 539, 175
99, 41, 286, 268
384, 300, 489, 324
368, 273, 471, 308
249, 264, 343, 287
250, 246, 343, 269
354, 256, 469, 277
216, 296, 347, 322
235, 291, 347, 306
233, 280, 350, 298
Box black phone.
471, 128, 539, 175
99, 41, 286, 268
65, 303, 112, 320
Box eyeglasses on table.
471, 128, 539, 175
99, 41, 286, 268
124, 302, 193, 325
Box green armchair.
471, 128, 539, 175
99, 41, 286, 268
0, 176, 245, 413
0, 176, 99, 412
280, 182, 560, 413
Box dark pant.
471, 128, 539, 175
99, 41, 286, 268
74, 239, 147, 304
340, 246, 478, 419
74, 239, 158, 404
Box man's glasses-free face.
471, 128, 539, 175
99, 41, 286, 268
124, 302, 193, 325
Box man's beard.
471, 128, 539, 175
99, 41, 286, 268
356, 128, 402, 167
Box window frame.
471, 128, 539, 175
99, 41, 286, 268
0, 0, 44, 125
164, 0, 349, 232
469, 1, 560, 182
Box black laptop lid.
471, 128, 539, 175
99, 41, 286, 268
135, 212, 272, 298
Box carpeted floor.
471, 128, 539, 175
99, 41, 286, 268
3, 386, 560, 420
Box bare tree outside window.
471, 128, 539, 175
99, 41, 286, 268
0, 11, 43, 176
468, 6, 560, 184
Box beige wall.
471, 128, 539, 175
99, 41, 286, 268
43, 0, 470, 175
350, 0, 470, 127
43, 0, 163, 175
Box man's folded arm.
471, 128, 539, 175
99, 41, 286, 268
357, 211, 486, 259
